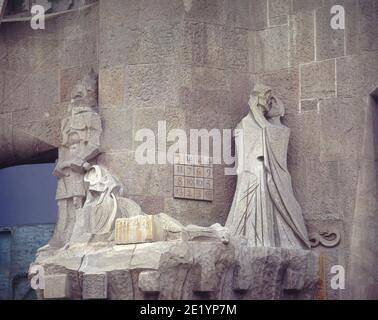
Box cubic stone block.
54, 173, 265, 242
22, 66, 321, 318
44, 274, 71, 299
82, 273, 108, 300
138, 271, 160, 293
115, 216, 165, 244
300, 60, 336, 99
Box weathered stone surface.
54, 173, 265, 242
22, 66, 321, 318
124, 64, 190, 108
99, 65, 124, 108
138, 271, 160, 293
250, 0, 268, 31
44, 274, 71, 300
253, 68, 299, 115
33, 239, 319, 300
249, 26, 289, 73
99, 107, 134, 152
300, 99, 317, 112
336, 52, 378, 98
315, 4, 345, 60
82, 273, 108, 300
184, 0, 225, 24
300, 60, 336, 99
319, 97, 365, 162
289, 11, 315, 65
292, 0, 323, 13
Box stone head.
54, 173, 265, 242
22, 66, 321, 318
71, 69, 98, 108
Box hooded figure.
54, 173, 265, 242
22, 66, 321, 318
226, 85, 310, 249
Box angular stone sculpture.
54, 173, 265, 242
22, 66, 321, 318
48, 70, 102, 248
31, 79, 319, 300
226, 85, 310, 249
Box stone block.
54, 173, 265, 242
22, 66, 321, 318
319, 97, 365, 162
29, 71, 59, 109
184, 0, 225, 25
304, 159, 340, 219
292, 0, 323, 13
225, 47, 249, 71
250, 0, 268, 31
99, 108, 134, 152
139, 0, 184, 23
301, 99, 318, 112
182, 87, 231, 118
300, 60, 336, 99
60, 38, 82, 69
99, 0, 140, 67
136, 19, 182, 65
269, 0, 291, 19
44, 274, 71, 299
99, 65, 124, 108
249, 25, 289, 74
82, 273, 108, 300
315, 5, 345, 60
225, 0, 250, 28
115, 216, 166, 244
269, 15, 288, 27
289, 11, 315, 65
124, 64, 190, 108
181, 21, 207, 65
336, 52, 378, 98
192, 67, 230, 91
138, 271, 160, 293
345, 0, 378, 55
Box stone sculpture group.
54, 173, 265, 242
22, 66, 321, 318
30, 72, 320, 300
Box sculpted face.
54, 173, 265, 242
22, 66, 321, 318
71, 71, 98, 108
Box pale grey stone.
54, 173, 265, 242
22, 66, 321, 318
82, 273, 108, 300
44, 274, 71, 300
300, 60, 336, 99
292, 0, 323, 13
289, 11, 315, 65
315, 5, 345, 60
336, 52, 378, 98
226, 85, 310, 249
138, 271, 160, 293
249, 26, 289, 73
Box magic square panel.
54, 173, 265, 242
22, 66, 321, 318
173, 154, 214, 202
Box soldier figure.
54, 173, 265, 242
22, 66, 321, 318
49, 70, 102, 248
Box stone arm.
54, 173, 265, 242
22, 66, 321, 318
54, 114, 102, 175
71, 118, 102, 172
249, 95, 269, 129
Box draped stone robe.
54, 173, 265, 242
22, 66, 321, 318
226, 108, 310, 249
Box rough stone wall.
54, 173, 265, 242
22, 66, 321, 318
0, 3, 99, 167
96, 0, 378, 299
247, 0, 378, 299
0, 0, 377, 300
0, 225, 55, 299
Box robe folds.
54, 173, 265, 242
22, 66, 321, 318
226, 108, 310, 249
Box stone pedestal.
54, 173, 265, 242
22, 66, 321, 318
32, 239, 320, 300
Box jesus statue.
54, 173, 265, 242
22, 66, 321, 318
226, 85, 310, 249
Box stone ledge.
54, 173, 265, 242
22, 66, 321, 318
33, 239, 320, 300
